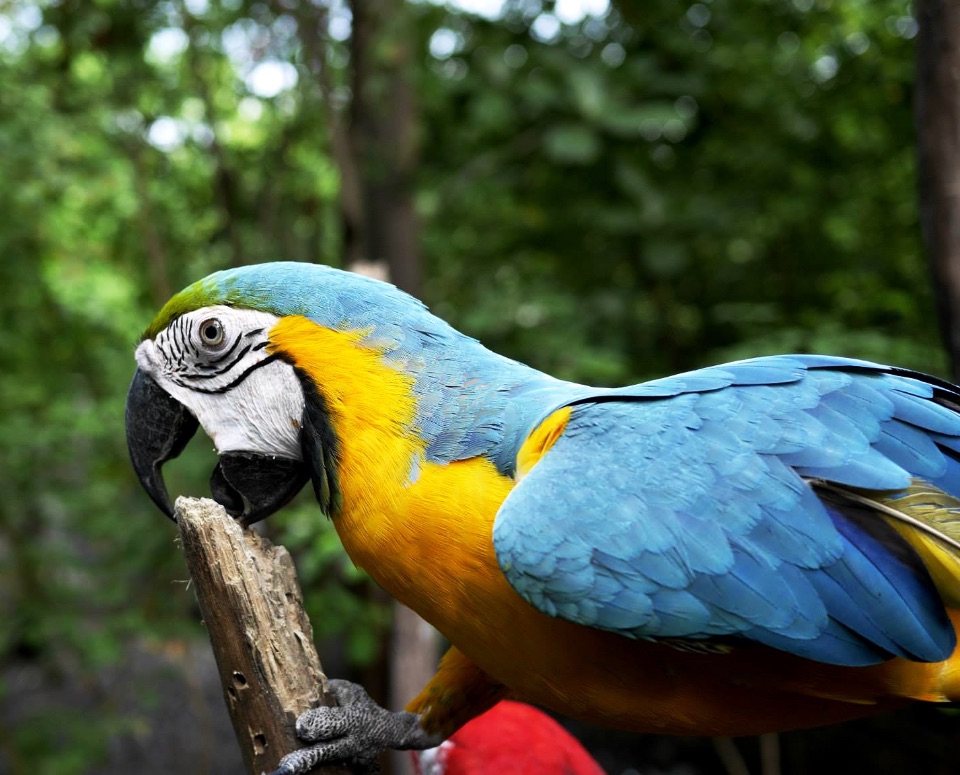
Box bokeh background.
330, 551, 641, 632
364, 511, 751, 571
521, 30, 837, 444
2, 0, 958, 773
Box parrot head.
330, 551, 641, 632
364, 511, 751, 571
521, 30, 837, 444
126, 303, 311, 524
128, 261, 545, 526
125, 261, 424, 525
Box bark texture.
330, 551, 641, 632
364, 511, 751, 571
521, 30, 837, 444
176, 497, 354, 775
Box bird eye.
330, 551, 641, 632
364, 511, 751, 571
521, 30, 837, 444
199, 318, 225, 348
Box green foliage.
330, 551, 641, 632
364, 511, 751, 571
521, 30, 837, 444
417, 0, 941, 383
0, 0, 947, 771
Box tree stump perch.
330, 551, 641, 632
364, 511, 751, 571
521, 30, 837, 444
175, 496, 355, 775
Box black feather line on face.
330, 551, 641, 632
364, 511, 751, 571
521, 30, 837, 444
294, 367, 342, 519
190, 342, 253, 379
170, 351, 281, 394
180, 317, 201, 359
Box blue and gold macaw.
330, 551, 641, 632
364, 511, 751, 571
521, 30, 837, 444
126, 262, 960, 773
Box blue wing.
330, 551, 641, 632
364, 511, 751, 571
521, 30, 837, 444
493, 355, 960, 666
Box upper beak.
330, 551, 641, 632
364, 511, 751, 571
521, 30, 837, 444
126, 369, 199, 519
125, 368, 309, 525
125, 368, 199, 519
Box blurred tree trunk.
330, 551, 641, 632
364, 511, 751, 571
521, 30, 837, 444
916, 0, 960, 379
347, 1, 422, 293
387, 606, 438, 775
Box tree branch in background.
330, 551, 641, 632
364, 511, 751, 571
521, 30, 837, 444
176, 497, 356, 775
289, 0, 366, 268
916, 0, 960, 380
349, 0, 422, 294
178, 2, 246, 264
128, 141, 172, 306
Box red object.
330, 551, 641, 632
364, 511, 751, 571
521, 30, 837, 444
412, 700, 605, 775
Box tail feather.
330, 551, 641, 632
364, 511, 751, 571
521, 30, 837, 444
877, 481, 960, 610
820, 479, 960, 610
815, 488, 955, 662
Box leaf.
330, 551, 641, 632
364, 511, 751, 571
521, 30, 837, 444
543, 122, 601, 164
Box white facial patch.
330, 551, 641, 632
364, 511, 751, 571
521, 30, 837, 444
136, 306, 305, 459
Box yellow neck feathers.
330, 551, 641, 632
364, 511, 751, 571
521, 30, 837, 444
267, 315, 518, 631
268, 314, 421, 521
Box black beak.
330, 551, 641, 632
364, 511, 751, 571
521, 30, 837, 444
126, 368, 199, 519
210, 453, 309, 525
126, 368, 309, 525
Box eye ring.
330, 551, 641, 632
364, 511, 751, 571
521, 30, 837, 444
198, 317, 225, 348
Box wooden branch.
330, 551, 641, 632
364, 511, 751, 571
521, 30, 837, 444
175, 496, 355, 775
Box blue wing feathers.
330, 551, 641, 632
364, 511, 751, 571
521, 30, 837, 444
687, 550, 797, 627
886, 389, 959, 435
646, 590, 713, 636
494, 355, 960, 666
815, 389, 885, 438
751, 622, 890, 666
795, 449, 913, 491
819, 501, 953, 661
874, 424, 945, 479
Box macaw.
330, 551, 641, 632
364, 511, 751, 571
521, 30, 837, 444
126, 262, 960, 774
411, 700, 604, 775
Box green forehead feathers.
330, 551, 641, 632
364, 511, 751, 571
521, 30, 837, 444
141, 278, 225, 341
141, 274, 280, 341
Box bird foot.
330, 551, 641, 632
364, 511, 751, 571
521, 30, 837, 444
267, 679, 442, 775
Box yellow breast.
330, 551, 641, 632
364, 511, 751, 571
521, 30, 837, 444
267, 314, 516, 615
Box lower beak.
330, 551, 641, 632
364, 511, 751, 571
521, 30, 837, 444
210, 452, 309, 525
125, 368, 309, 524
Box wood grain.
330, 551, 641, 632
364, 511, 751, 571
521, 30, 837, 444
176, 496, 353, 775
